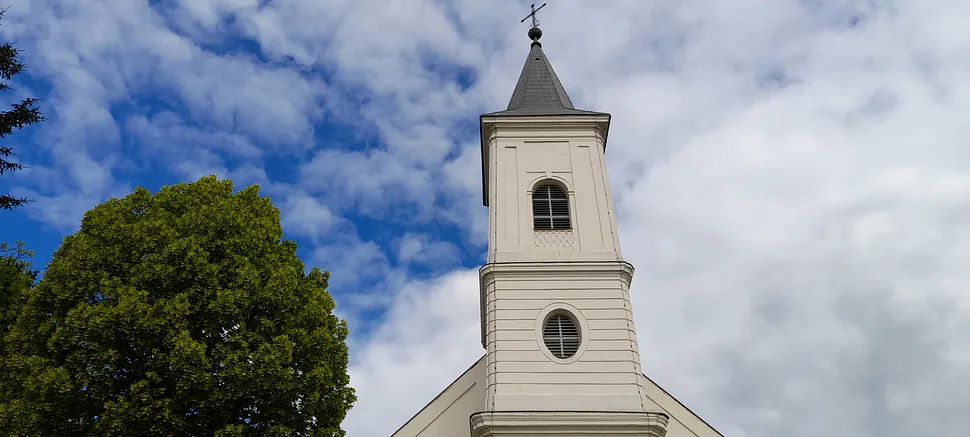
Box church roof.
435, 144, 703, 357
482, 33, 608, 117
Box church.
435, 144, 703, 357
391, 14, 723, 437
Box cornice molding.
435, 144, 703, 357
469, 410, 669, 437
483, 122, 608, 144
480, 114, 611, 123
480, 260, 635, 286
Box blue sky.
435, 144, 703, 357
5, 1, 970, 436
0, 0, 492, 316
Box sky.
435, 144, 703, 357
2, 0, 970, 436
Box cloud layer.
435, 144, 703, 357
3, 1, 970, 436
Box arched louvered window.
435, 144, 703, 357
542, 313, 581, 359
533, 184, 570, 230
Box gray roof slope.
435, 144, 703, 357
483, 42, 607, 117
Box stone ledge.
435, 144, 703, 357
480, 260, 634, 280
469, 410, 668, 437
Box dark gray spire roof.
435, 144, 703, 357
483, 38, 607, 117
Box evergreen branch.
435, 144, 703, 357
0, 194, 30, 210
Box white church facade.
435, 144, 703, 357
391, 22, 723, 437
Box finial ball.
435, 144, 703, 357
528, 26, 542, 41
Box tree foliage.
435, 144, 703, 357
0, 240, 35, 338
0, 9, 45, 210
1, 176, 356, 436
0, 240, 37, 434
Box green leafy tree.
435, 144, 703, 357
0, 240, 37, 432
2, 176, 356, 436
0, 240, 35, 336
0, 9, 45, 210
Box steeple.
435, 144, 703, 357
479, 19, 612, 206
483, 21, 608, 117
391, 7, 723, 437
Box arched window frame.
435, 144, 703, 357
530, 178, 572, 231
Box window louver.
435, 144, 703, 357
542, 314, 581, 359
533, 185, 570, 230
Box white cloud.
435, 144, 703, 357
279, 192, 338, 242
127, 112, 263, 160
344, 269, 482, 437
299, 149, 436, 220
393, 232, 461, 268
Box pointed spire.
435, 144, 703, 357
482, 13, 607, 118
502, 42, 580, 114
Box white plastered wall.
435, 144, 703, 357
391, 358, 486, 437
479, 260, 651, 412
482, 116, 622, 264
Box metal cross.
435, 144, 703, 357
520, 3, 547, 29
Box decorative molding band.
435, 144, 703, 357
470, 410, 669, 437
534, 229, 574, 248
479, 260, 635, 287
482, 123, 608, 144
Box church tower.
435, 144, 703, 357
470, 18, 666, 437
391, 11, 722, 437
